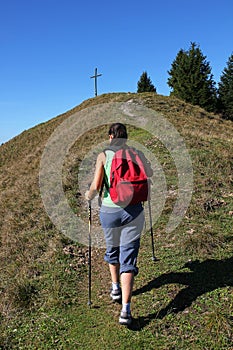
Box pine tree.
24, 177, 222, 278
218, 53, 233, 120
167, 42, 217, 112
137, 71, 156, 93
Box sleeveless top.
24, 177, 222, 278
102, 150, 121, 208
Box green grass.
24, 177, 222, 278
0, 92, 232, 349
1, 233, 232, 349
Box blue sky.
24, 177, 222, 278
0, 0, 232, 144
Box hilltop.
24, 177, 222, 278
0, 93, 232, 349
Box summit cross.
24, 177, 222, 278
90, 68, 102, 97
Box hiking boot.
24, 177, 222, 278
110, 288, 122, 302
119, 311, 132, 326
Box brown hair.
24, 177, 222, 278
108, 123, 128, 145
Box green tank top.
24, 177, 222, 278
102, 150, 121, 208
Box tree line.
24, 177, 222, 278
137, 42, 233, 121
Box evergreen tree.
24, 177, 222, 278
137, 71, 156, 93
167, 42, 217, 112
218, 53, 233, 120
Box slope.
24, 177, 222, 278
0, 92, 232, 349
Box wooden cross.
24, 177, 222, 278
90, 68, 102, 97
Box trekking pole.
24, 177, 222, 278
87, 199, 92, 307
148, 197, 158, 262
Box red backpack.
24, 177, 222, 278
108, 147, 149, 206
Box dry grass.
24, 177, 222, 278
0, 92, 232, 348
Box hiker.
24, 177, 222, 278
85, 122, 153, 326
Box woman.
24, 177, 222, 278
85, 123, 152, 326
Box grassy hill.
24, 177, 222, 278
0, 93, 232, 349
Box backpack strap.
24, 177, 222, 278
98, 150, 106, 207
98, 179, 105, 207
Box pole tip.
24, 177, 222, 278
152, 256, 159, 262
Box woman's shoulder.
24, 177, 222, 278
96, 151, 106, 165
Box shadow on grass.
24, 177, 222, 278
130, 256, 233, 331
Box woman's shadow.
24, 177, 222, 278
130, 256, 233, 330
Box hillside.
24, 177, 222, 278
0, 93, 232, 349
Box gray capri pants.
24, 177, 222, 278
99, 203, 145, 276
